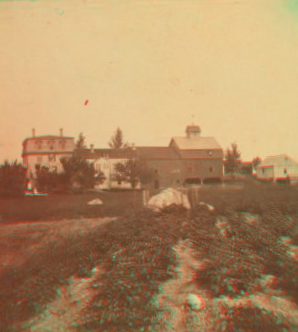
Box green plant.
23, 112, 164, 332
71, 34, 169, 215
0, 160, 27, 197
35, 164, 58, 192
60, 156, 104, 191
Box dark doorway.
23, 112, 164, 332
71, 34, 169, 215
184, 178, 201, 186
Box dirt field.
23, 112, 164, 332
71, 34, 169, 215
1, 184, 298, 331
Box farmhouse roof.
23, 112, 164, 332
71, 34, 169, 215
257, 155, 298, 168
170, 137, 222, 150
136, 147, 180, 160
23, 135, 74, 145
74, 148, 137, 160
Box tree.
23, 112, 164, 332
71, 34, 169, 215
76, 133, 87, 150
108, 128, 130, 149
0, 160, 27, 197
35, 164, 58, 192
113, 159, 155, 189
252, 157, 262, 170
224, 143, 241, 175
60, 156, 105, 191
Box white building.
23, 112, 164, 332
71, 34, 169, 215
22, 128, 75, 178
256, 154, 298, 183
75, 145, 140, 190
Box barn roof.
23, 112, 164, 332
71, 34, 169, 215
257, 155, 298, 168
74, 148, 137, 160
136, 147, 180, 159
185, 125, 201, 133
170, 137, 222, 150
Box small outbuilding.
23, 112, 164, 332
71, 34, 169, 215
256, 154, 298, 184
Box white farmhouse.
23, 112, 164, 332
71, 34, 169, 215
256, 154, 298, 183
75, 145, 140, 190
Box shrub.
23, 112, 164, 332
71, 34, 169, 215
0, 160, 27, 197
35, 164, 58, 192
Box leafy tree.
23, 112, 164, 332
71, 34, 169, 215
60, 156, 105, 191
113, 159, 154, 189
252, 156, 262, 169
76, 133, 87, 150
35, 164, 58, 192
224, 143, 241, 175
108, 128, 130, 149
0, 160, 27, 197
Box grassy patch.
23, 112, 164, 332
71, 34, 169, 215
0, 190, 143, 223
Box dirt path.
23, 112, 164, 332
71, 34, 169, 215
22, 266, 103, 332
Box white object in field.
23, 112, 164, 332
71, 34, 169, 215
188, 293, 205, 311
25, 191, 48, 196
198, 202, 215, 212
87, 198, 103, 205
147, 188, 191, 210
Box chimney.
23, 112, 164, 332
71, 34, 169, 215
90, 144, 94, 153
60, 128, 63, 137
32, 128, 35, 138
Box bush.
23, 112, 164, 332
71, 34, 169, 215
35, 164, 59, 192
0, 160, 27, 197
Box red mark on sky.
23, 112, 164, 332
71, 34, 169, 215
85, 100, 89, 106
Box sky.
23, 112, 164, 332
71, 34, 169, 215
1, 0, 298, 162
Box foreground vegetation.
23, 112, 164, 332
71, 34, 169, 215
1, 184, 298, 331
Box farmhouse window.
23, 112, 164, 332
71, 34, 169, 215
60, 140, 66, 149
36, 140, 42, 150
48, 154, 56, 162
48, 140, 55, 150
262, 168, 265, 175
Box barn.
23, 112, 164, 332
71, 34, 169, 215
137, 125, 224, 189
256, 154, 298, 184
75, 124, 223, 190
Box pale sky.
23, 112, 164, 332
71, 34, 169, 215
1, 0, 298, 162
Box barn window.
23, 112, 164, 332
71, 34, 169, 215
284, 168, 287, 175
209, 166, 213, 173
262, 168, 265, 175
